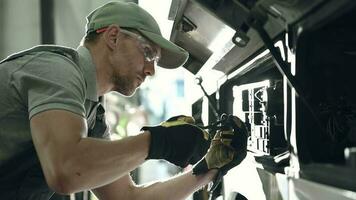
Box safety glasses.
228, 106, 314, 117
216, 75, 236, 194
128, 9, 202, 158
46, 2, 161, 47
96, 27, 161, 63
120, 29, 161, 63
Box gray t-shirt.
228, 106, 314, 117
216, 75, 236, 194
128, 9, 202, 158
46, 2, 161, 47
0, 45, 110, 199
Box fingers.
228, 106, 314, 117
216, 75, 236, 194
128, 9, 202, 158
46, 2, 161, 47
165, 115, 186, 122
161, 115, 197, 128
230, 115, 243, 128
193, 114, 249, 176
227, 115, 245, 130
228, 115, 247, 136
189, 130, 210, 164
165, 115, 195, 124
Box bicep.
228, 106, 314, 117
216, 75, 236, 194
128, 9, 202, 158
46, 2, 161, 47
92, 173, 137, 200
30, 110, 87, 181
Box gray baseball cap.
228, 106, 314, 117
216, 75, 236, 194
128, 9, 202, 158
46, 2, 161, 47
86, 1, 189, 69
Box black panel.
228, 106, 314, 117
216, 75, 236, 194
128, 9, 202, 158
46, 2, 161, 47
40, 0, 55, 44
293, 2, 356, 192
296, 5, 356, 165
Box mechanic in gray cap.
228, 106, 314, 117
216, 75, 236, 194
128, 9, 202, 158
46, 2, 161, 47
0, 1, 247, 199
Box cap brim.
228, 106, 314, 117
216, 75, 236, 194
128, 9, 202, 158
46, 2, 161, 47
139, 29, 189, 69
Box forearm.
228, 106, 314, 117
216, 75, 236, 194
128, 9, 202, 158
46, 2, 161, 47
132, 169, 217, 200
58, 132, 150, 193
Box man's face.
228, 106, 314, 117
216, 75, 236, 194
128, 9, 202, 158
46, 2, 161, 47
108, 30, 161, 96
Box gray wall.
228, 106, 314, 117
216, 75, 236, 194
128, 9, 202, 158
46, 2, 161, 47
0, 0, 133, 59
0, 0, 40, 59
54, 0, 112, 48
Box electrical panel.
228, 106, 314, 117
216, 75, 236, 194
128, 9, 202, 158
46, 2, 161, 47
233, 80, 286, 156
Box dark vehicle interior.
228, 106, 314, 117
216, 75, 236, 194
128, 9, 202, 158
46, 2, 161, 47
171, 0, 356, 198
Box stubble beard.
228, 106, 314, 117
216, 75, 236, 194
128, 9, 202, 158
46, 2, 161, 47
111, 73, 137, 97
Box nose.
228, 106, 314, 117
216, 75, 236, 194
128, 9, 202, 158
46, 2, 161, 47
144, 61, 155, 76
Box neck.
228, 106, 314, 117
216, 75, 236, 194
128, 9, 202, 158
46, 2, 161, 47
85, 43, 114, 96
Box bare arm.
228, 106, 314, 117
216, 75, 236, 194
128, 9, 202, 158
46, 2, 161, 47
93, 170, 217, 200
30, 110, 150, 194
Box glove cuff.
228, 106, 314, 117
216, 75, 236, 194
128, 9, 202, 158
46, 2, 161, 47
192, 159, 209, 175
141, 126, 167, 160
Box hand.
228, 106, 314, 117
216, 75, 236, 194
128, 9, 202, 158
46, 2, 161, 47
193, 115, 248, 176
141, 115, 210, 168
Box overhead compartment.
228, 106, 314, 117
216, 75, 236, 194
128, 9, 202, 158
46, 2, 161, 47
169, 0, 326, 75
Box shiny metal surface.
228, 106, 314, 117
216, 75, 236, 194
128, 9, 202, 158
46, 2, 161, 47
170, 0, 234, 74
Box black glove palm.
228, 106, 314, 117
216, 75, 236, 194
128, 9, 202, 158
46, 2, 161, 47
141, 116, 209, 168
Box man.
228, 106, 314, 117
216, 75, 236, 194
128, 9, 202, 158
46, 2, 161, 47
0, 1, 247, 199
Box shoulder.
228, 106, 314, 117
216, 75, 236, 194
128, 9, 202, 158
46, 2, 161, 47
32, 49, 82, 75
12, 49, 85, 87
10, 49, 87, 101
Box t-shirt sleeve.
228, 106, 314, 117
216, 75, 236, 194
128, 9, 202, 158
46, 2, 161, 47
11, 52, 86, 119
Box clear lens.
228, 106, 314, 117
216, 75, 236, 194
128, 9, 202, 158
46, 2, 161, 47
120, 29, 160, 63
141, 44, 160, 62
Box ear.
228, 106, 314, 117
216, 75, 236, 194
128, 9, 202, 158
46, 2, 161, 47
102, 24, 121, 50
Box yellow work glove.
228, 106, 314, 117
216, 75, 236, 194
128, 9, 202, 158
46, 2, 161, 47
193, 115, 248, 176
